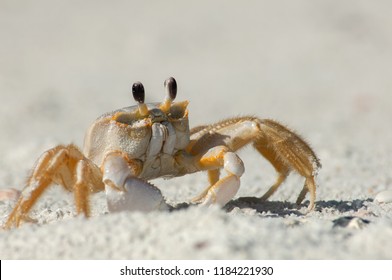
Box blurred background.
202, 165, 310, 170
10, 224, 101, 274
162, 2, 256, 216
1, 0, 391, 198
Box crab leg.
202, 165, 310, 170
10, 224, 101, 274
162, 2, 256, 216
189, 117, 320, 210
4, 145, 103, 228
254, 119, 320, 210
253, 138, 290, 202
5, 146, 67, 228
192, 146, 244, 206
102, 152, 169, 212
73, 159, 104, 217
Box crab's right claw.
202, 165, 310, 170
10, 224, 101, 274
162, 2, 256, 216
102, 152, 169, 212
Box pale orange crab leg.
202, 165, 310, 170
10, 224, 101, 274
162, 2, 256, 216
73, 158, 104, 217
4, 144, 104, 229
189, 117, 320, 211
254, 119, 320, 210
5, 146, 69, 228
253, 138, 290, 202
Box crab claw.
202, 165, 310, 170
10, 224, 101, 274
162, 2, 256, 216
102, 152, 169, 212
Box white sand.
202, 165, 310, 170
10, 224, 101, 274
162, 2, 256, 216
1, 0, 392, 259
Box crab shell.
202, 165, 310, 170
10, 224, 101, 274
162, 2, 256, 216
83, 101, 190, 180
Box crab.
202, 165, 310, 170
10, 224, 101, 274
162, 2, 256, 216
4, 77, 321, 229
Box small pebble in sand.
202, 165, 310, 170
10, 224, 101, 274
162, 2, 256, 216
374, 190, 392, 203
332, 216, 370, 229
0, 188, 21, 201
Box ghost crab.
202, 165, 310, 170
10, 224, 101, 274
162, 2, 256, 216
4, 77, 321, 229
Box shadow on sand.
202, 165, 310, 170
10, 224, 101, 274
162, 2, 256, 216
171, 197, 373, 218
224, 197, 373, 217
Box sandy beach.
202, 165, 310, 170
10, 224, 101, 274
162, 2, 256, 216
1, 0, 392, 259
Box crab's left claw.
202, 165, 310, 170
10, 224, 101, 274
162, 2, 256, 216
190, 146, 245, 207
102, 152, 169, 212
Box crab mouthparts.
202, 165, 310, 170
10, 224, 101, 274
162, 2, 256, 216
149, 108, 168, 123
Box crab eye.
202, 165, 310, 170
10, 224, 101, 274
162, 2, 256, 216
132, 82, 145, 104
164, 77, 177, 101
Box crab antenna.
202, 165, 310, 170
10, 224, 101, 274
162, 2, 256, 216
160, 77, 177, 112
132, 82, 149, 116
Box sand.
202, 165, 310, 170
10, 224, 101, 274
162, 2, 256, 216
1, 0, 392, 259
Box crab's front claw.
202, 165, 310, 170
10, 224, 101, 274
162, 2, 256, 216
193, 175, 240, 206
190, 146, 244, 207
102, 152, 169, 213
105, 177, 169, 212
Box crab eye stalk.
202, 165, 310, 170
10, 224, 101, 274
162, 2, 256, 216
132, 82, 145, 103
132, 81, 149, 117
160, 77, 177, 112
164, 77, 177, 101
